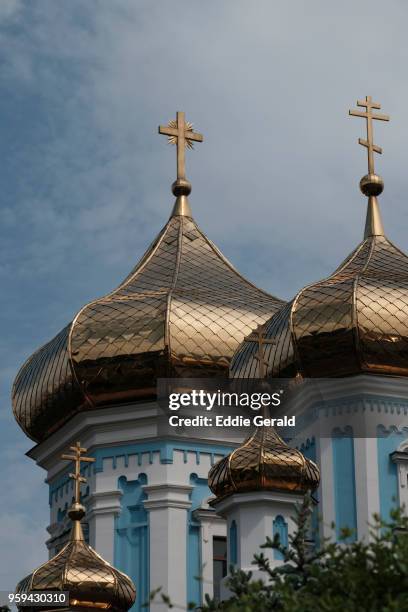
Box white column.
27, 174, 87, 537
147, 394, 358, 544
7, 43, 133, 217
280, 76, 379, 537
143, 483, 192, 612
87, 490, 122, 563
194, 508, 226, 601
353, 437, 380, 539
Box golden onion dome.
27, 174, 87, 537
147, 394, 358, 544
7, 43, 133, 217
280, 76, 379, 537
231, 196, 408, 379
16, 441, 136, 612
208, 426, 320, 499
12, 191, 282, 442
17, 504, 135, 612
232, 96, 407, 380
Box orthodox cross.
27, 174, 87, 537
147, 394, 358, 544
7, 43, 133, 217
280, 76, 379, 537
349, 96, 389, 175
244, 324, 275, 378
61, 441, 95, 504
158, 112, 203, 181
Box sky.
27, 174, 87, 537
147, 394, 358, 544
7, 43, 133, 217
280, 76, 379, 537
1, 0, 408, 590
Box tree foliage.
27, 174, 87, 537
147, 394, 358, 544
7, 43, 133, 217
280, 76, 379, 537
200, 494, 408, 612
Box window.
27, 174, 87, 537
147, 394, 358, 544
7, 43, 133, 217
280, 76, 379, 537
229, 520, 237, 565
213, 536, 227, 601
273, 515, 288, 560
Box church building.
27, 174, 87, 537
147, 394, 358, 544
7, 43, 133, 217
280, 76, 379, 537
12, 99, 408, 611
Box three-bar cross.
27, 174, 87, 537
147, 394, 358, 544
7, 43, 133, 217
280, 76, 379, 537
349, 96, 389, 175
61, 441, 95, 504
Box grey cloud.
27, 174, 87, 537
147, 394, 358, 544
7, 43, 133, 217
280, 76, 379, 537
1, 0, 408, 590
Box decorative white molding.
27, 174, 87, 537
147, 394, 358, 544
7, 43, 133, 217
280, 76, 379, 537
86, 490, 123, 519
391, 444, 408, 509
193, 506, 226, 601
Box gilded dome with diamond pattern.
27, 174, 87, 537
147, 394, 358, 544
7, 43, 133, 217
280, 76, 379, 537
208, 426, 320, 499
12, 195, 282, 442
231, 195, 408, 379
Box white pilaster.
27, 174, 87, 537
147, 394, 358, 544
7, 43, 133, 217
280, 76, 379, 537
353, 437, 380, 539
317, 436, 335, 540
193, 508, 226, 601
143, 483, 192, 612
87, 490, 122, 563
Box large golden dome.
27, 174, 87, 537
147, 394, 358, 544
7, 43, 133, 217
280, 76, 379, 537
232, 97, 408, 380
231, 195, 408, 379
12, 197, 282, 442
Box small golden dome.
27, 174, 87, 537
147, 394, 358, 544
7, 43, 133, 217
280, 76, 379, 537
17, 503, 136, 612
208, 427, 320, 500
16, 444, 136, 612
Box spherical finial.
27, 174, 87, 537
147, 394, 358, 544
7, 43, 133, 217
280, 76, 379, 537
359, 173, 384, 197
172, 178, 192, 197
68, 502, 86, 521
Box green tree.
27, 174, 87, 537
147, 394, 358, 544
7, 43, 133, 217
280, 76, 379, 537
199, 494, 408, 612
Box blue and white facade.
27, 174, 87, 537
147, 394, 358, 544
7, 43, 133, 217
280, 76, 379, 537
29, 401, 245, 611
287, 376, 408, 542
25, 373, 408, 610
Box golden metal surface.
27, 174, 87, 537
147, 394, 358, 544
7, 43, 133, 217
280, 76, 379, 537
232, 231, 408, 379
349, 96, 389, 176
13, 111, 282, 442
61, 442, 95, 505
232, 99, 404, 381
158, 111, 203, 182
208, 426, 320, 500
16, 443, 136, 612
13, 209, 282, 442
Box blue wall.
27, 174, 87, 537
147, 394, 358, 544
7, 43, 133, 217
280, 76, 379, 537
115, 474, 149, 612
49, 439, 233, 611
332, 430, 357, 540
187, 473, 211, 608
229, 521, 237, 566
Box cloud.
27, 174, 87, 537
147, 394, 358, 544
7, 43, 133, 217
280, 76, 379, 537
1, 0, 408, 589
0, 0, 21, 20
0, 439, 48, 590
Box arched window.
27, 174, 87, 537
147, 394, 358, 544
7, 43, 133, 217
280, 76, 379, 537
229, 520, 237, 565
273, 515, 288, 560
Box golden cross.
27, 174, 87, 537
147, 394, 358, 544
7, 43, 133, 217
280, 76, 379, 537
158, 112, 203, 181
244, 324, 275, 378
349, 96, 389, 175
61, 441, 95, 504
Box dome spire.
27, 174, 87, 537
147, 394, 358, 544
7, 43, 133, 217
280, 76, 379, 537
349, 96, 390, 238
16, 441, 136, 612
61, 441, 95, 542
158, 111, 203, 217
